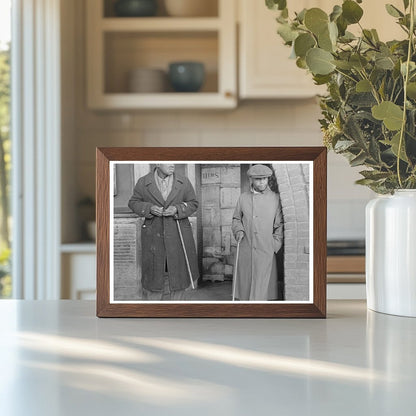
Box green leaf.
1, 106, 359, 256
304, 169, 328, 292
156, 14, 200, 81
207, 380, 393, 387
378, 78, 386, 100
403, 0, 410, 10
385, 4, 404, 18
356, 79, 372, 92
313, 74, 332, 85
350, 152, 368, 167
339, 31, 356, 43
401, 61, 416, 76
369, 136, 382, 163
399, 14, 411, 29
266, 0, 287, 11
355, 178, 378, 186
334, 139, 355, 151
375, 56, 395, 70
306, 48, 336, 75
330, 5, 342, 22
342, 0, 364, 24
304, 8, 329, 35
276, 14, 287, 24
296, 8, 307, 23
296, 57, 308, 69
277, 23, 299, 43
393, 60, 402, 79
348, 92, 377, 107
408, 109, 416, 137
370, 67, 386, 85
344, 114, 367, 147
372, 101, 404, 131
318, 27, 334, 52
360, 170, 391, 180
363, 29, 376, 46
333, 60, 353, 70
350, 54, 368, 70
371, 29, 380, 42
407, 82, 416, 99
328, 21, 338, 45
383, 132, 409, 162
337, 16, 348, 37
294, 33, 316, 58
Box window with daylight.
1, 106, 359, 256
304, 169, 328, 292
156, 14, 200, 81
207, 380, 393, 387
0, 0, 12, 298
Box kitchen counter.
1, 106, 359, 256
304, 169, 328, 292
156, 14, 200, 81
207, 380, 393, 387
0, 300, 415, 415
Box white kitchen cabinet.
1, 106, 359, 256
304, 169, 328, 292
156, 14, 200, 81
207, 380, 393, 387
238, 0, 325, 99
61, 244, 96, 300
86, 0, 237, 109
238, 0, 404, 99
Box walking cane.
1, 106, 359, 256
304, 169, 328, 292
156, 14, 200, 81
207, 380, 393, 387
175, 219, 195, 290
232, 240, 241, 301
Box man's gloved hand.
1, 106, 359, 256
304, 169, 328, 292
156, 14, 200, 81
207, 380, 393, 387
236, 231, 245, 242
162, 205, 178, 216
150, 205, 164, 217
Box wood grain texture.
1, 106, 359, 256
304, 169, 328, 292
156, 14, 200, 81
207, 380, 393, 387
313, 148, 327, 318
96, 148, 110, 317
96, 147, 327, 318
327, 256, 365, 274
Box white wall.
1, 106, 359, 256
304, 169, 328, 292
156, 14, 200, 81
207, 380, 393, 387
61, 0, 375, 243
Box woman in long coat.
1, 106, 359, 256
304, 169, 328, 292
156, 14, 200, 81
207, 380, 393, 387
128, 166, 199, 296
232, 165, 283, 301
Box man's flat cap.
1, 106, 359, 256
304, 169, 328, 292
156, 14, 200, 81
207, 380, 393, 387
247, 164, 273, 178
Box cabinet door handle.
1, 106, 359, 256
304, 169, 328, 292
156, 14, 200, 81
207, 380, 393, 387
225, 91, 234, 99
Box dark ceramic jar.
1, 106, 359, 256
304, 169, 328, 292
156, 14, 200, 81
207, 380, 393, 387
168, 62, 205, 92
114, 0, 157, 17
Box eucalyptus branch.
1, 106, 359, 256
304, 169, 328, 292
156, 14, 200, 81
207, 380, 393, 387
397, 0, 415, 188
398, 24, 410, 35
393, 85, 404, 104
390, 79, 398, 102
358, 69, 381, 104
334, 68, 358, 84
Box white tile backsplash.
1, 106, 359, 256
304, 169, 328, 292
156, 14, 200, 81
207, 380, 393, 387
328, 199, 368, 240
74, 100, 371, 240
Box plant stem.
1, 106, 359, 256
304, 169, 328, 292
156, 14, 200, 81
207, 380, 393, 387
359, 69, 381, 104
334, 68, 358, 84
397, 0, 415, 188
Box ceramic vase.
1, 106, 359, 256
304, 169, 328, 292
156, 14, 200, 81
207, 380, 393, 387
366, 190, 416, 317
168, 62, 205, 92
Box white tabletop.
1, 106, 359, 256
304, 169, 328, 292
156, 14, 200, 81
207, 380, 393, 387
0, 300, 415, 416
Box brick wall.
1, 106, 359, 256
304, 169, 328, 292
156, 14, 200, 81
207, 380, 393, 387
201, 165, 240, 282
274, 164, 310, 300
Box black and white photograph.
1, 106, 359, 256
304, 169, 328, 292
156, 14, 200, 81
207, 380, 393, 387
110, 161, 313, 303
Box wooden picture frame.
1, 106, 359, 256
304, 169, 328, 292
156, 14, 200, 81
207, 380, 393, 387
96, 147, 327, 318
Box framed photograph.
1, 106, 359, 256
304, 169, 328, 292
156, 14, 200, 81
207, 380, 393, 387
96, 147, 327, 318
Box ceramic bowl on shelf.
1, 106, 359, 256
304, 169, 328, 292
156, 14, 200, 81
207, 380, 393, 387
114, 0, 158, 17
164, 0, 217, 17
168, 61, 205, 92
128, 68, 167, 93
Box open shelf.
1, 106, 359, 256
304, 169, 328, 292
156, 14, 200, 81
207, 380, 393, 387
101, 17, 221, 31
104, 31, 218, 94
103, 0, 219, 18
86, 0, 236, 109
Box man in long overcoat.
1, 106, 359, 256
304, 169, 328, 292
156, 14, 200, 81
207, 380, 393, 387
128, 164, 199, 300
231, 164, 283, 301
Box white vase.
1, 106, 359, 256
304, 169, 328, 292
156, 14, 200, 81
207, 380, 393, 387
366, 189, 416, 317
